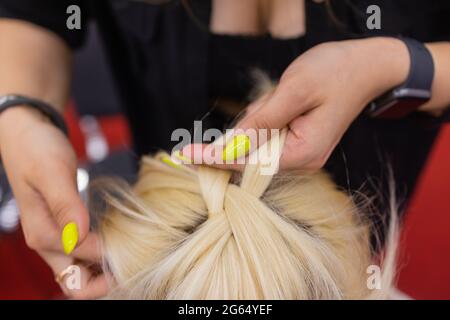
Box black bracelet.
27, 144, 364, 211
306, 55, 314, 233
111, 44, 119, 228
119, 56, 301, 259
0, 95, 68, 136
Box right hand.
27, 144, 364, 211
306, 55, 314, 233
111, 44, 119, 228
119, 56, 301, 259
0, 106, 107, 299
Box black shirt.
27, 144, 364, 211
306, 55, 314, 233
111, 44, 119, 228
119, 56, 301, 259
1, 0, 450, 244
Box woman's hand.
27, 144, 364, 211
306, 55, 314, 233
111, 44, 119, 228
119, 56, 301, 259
0, 106, 107, 299
183, 37, 410, 172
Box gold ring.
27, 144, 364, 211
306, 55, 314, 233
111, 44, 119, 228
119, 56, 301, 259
55, 265, 77, 284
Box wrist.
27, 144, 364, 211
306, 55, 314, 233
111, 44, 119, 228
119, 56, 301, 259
0, 105, 50, 134
355, 37, 410, 101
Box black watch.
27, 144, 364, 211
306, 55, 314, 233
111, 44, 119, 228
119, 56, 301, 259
366, 37, 435, 119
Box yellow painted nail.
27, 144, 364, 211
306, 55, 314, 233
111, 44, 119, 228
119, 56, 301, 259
222, 134, 251, 162
62, 222, 78, 255
161, 155, 181, 169
173, 150, 192, 164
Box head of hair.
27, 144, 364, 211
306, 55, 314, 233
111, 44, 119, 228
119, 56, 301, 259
95, 129, 397, 299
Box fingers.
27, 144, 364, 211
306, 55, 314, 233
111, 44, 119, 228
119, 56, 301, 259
32, 161, 90, 255
20, 178, 105, 299
39, 250, 74, 297
182, 81, 318, 170
181, 143, 246, 171
181, 102, 339, 174
279, 103, 341, 172
69, 264, 109, 300
0, 113, 105, 298
18, 184, 101, 262
19, 186, 60, 252
236, 82, 315, 132
228, 91, 272, 128
71, 232, 102, 262
41, 251, 109, 300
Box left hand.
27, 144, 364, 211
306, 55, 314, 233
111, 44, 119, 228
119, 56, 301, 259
182, 37, 410, 172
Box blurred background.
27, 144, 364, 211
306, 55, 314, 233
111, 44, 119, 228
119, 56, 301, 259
0, 21, 449, 300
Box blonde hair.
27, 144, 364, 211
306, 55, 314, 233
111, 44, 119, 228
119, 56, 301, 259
97, 129, 398, 299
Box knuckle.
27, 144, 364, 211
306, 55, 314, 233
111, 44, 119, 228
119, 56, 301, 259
289, 125, 306, 144
253, 114, 272, 130
23, 230, 49, 250
49, 199, 72, 224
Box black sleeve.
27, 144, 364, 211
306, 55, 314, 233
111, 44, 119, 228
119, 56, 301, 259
0, 0, 90, 49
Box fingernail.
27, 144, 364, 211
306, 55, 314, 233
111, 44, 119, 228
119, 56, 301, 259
222, 134, 251, 162
62, 222, 78, 255
173, 150, 192, 164
161, 155, 181, 169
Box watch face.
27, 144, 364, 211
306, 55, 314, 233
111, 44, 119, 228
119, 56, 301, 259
376, 98, 427, 119
368, 87, 431, 119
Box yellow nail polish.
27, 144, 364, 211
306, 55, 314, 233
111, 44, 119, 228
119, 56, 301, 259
173, 150, 192, 164
222, 134, 251, 162
62, 222, 78, 255
161, 155, 181, 169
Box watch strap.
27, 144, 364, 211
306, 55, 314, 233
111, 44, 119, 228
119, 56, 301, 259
366, 37, 435, 118
0, 95, 68, 136
399, 37, 434, 92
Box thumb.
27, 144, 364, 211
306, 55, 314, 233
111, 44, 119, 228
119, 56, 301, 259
38, 165, 90, 255
182, 87, 307, 166
237, 84, 307, 132
231, 84, 310, 157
